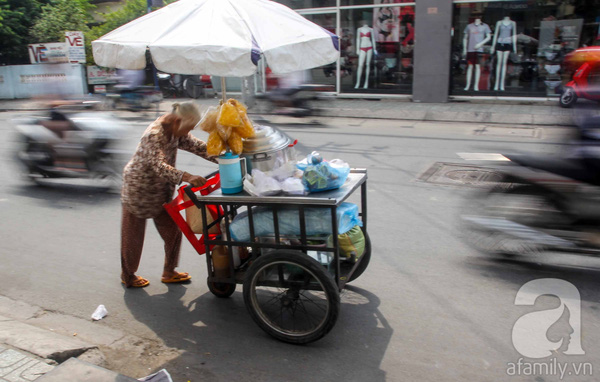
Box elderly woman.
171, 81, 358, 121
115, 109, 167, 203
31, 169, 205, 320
121, 102, 216, 288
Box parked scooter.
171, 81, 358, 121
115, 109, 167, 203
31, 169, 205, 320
255, 84, 334, 118
13, 108, 129, 190
461, 115, 600, 257
559, 46, 600, 108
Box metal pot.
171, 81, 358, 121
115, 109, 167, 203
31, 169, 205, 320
241, 125, 298, 173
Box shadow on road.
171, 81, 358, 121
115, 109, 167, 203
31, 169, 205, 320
123, 282, 391, 381
8, 181, 119, 208
465, 254, 600, 304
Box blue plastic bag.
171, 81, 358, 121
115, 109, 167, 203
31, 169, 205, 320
297, 152, 350, 193
229, 202, 362, 242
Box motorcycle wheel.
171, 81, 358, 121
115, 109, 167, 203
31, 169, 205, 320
184, 77, 202, 99
462, 183, 568, 256
559, 87, 577, 108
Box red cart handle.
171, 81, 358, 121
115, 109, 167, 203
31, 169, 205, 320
164, 173, 221, 255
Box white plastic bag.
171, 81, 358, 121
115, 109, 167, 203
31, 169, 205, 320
91, 305, 108, 321
280, 177, 306, 195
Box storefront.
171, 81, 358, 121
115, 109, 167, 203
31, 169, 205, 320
451, 0, 600, 99
268, 0, 416, 96
266, 0, 599, 103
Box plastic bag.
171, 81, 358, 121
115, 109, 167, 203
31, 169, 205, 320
199, 106, 219, 133
229, 202, 362, 242
235, 114, 255, 138
206, 130, 225, 156
217, 101, 242, 127
280, 177, 306, 195
227, 131, 244, 155
302, 161, 350, 193
251, 169, 282, 196
216, 123, 233, 141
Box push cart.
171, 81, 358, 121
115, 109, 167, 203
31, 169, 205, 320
165, 169, 370, 344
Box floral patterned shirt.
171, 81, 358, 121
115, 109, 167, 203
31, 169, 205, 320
122, 116, 216, 219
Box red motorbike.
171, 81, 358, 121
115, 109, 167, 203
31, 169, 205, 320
560, 45, 600, 108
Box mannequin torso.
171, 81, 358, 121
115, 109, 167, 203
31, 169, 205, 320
357, 25, 374, 51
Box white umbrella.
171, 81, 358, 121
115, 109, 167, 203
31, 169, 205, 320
92, 0, 339, 77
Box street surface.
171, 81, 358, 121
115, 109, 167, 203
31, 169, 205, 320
1, 109, 599, 382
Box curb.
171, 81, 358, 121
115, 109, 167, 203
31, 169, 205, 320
0, 318, 95, 364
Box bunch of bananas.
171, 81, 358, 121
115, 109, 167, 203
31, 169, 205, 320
199, 99, 255, 156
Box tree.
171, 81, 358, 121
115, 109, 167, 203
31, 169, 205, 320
30, 0, 92, 44
0, 0, 49, 64
85, 0, 175, 66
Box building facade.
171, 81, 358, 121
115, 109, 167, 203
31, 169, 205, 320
272, 0, 600, 102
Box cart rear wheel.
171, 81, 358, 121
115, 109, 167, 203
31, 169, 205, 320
207, 278, 236, 298
348, 231, 371, 282
243, 251, 340, 344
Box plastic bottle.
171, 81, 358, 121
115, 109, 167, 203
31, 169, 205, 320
212, 245, 231, 279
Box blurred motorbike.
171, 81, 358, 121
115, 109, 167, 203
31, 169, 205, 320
157, 72, 214, 99
255, 84, 334, 117
559, 46, 600, 108
461, 115, 600, 257
103, 84, 162, 111
13, 108, 129, 189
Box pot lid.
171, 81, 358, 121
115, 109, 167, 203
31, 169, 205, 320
242, 125, 292, 154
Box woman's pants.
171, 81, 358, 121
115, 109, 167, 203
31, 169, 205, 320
121, 205, 182, 280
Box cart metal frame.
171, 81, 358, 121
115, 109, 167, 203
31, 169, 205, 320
165, 168, 369, 343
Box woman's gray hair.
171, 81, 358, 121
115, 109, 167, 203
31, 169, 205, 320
172, 102, 201, 127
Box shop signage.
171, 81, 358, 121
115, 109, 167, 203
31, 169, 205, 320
28, 43, 69, 64
87, 65, 118, 85
94, 85, 107, 93
65, 31, 85, 64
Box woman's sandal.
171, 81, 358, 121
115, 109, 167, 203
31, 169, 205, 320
161, 272, 191, 284
121, 276, 150, 288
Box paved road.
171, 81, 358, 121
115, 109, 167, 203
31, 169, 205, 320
1, 110, 599, 382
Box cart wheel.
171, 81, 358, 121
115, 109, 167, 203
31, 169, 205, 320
207, 278, 236, 298
243, 250, 340, 344
347, 231, 371, 283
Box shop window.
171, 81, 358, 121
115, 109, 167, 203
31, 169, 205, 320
278, 0, 335, 9
450, 0, 599, 97
340, 5, 414, 94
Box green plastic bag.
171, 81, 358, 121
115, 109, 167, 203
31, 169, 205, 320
327, 226, 365, 262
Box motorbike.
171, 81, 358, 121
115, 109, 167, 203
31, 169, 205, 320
461, 115, 600, 258
103, 84, 163, 111
255, 84, 335, 118
559, 46, 600, 108
13, 108, 129, 190
157, 72, 215, 99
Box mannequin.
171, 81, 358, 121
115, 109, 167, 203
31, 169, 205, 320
463, 18, 491, 91
355, 23, 377, 89
490, 16, 517, 91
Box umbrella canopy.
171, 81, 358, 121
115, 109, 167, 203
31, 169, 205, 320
92, 0, 339, 76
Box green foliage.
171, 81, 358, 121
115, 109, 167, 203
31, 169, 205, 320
0, 0, 49, 64
85, 0, 174, 66
30, 0, 92, 44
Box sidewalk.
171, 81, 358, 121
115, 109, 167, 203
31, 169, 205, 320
0, 96, 587, 126
0, 296, 140, 381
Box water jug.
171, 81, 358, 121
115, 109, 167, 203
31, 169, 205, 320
217, 152, 246, 194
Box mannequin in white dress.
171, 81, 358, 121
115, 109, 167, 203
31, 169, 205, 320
490, 16, 517, 91
355, 24, 377, 89
463, 18, 491, 91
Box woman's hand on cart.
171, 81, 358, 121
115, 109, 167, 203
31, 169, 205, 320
182, 172, 207, 187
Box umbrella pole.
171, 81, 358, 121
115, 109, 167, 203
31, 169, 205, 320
221, 77, 227, 102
